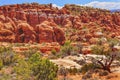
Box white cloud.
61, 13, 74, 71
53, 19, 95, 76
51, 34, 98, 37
84, 1, 120, 10
52, 4, 62, 9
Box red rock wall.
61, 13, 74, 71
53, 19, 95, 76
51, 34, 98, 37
0, 3, 120, 45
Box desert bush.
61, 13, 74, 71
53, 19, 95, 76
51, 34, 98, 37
59, 40, 79, 58
91, 45, 109, 55
13, 59, 32, 80
58, 66, 68, 75
67, 67, 78, 75
107, 38, 119, 46
76, 43, 83, 54
28, 52, 41, 69
99, 70, 109, 76
0, 46, 18, 66
22, 47, 40, 58
51, 49, 57, 56
61, 40, 73, 55
1, 51, 18, 65
0, 46, 12, 53
80, 63, 100, 74
82, 72, 92, 80
58, 66, 68, 80
29, 53, 58, 80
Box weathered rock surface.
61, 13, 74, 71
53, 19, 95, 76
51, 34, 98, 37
15, 22, 36, 43
0, 3, 120, 45
35, 21, 65, 45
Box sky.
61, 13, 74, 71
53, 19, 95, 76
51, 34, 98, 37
0, 0, 120, 10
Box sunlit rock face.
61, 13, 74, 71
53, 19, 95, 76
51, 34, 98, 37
0, 3, 120, 45
0, 3, 67, 44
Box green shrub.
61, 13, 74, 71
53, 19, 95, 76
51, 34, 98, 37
91, 45, 110, 55
67, 67, 78, 75
14, 59, 32, 80
35, 59, 58, 80
0, 46, 18, 66
22, 47, 40, 58
0, 46, 12, 53
29, 53, 58, 80
80, 63, 100, 74
51, 49, 57, 55
107, 38, 119, 46
58, 66, 68, 76
60, 40, 74, 57
0, 51, 18, 66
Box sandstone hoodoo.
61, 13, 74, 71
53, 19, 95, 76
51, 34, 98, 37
15, 22, 36, 43
0, 3, 120, 45
36, 21, 65, 45
0, 3, 67, 44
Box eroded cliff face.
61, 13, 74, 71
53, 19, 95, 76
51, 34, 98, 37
0, 3, 120, 45
0, 3, 67, 45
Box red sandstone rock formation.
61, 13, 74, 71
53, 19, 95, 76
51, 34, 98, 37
36, 21, 65, 45
15, 22, 36, 43
0, 3, 120, 45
